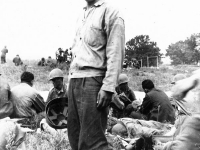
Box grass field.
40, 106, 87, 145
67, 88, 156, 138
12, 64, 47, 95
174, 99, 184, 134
2, 59, 199, 91
1, 60, 200, 112
1, 60, 200, 149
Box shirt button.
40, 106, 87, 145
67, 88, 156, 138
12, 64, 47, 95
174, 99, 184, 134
80, 37, 82, 40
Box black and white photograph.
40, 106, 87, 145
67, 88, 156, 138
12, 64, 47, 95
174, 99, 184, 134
1, 0, 200, 149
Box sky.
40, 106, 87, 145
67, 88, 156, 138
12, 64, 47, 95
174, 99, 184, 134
0, 0, 200, 61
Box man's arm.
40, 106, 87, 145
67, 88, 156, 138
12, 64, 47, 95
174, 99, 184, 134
101, 16, 125, 92
129, 90, 137, 101
97, 9, 125, 109
139, 95, 152, 115
111, 93, 125, 110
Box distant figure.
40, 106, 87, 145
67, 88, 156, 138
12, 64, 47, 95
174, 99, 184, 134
10, 71, 45, 129
46, 56, 53, 65
123, 58, 128, 69
64, 49, 69, 62
1, 46, 8, 64
63, 48, 72, 65
13, 55, 23, 66
131, 58, 140, 69
56, 48, 64, 64
38, 57, 47, 66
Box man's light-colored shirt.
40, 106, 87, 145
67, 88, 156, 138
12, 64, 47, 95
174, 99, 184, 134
10, 83, 45, 118
69, 0, 125, 93
1, 48, 8, 57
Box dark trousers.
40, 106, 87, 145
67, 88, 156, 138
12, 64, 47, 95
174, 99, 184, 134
68, 77, 109, 150
1, 55, 6, 64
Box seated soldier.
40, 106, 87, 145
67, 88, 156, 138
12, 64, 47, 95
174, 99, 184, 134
46, 68, 68, 103
38, 57, 47, 66
10, 72, 45, 129
0, 71, 13, 119
130, 79, 175, 124
46, 56, 53, 65
163, 69, 200, 150
110, 73, 137, 118
13, 54, 23, 66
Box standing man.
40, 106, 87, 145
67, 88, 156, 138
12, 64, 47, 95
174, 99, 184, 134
68, 0, 125, 149
1, 46, 8, 64
56, 48, 65, 64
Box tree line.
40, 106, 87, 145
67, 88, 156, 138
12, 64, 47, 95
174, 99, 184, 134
166, 33, 200, 65
125, 33, 200, 66
125, 35, 162, 67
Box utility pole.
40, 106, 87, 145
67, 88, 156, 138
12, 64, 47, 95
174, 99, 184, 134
156, 56, 159, 68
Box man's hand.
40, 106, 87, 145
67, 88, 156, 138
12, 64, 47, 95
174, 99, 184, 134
132, 100, 141, 110
97, 90, 113, 110
119, 93, 131, 102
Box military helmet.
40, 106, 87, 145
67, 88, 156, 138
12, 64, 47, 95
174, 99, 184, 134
171, 74, 186, 84
49, 68, 64, 80
118, 74, 128, 85
45, 97, 68, 129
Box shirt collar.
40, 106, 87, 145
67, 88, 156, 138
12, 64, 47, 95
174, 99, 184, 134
55, 86, 64, 94
83, 0, 105, 10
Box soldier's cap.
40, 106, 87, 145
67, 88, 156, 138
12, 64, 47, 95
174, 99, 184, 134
171, 74, 186, 84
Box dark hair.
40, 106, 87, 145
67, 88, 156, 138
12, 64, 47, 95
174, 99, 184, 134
21, 71, 34, 83
142, 79, 154, 90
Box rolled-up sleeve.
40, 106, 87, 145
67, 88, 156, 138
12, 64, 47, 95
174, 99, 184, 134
101, 12, 125, 93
